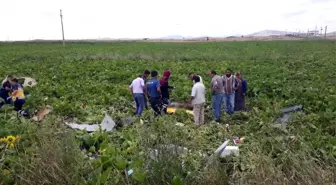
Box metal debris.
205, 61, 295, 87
65, 114, 116, 132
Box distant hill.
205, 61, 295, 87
159, 35, 185, 40
247, 30, 299, 37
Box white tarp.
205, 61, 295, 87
18, 77, 37, 88
65, 114, 115, 132
1, 76, 37, 88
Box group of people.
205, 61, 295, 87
130, 68, 247, 125
129, 69, 174, 117
190, 69, 247, 125
0, 75, 28, 117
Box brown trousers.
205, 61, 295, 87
193, 103, 205, 125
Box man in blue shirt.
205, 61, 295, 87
146, 71, 162, 117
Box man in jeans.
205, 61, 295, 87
222, 69, 239, 115
209, 70, 224, 122
141, 70, 151, 109
130, 75, 146, 117
146, 71, 162, 117
189, 76, 206, 125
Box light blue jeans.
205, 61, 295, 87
212, 93, 224, 121
223, 93, 235, 115
133, 93, 145, 116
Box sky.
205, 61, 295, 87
0, 0, 335, 40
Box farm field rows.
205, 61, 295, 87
0, 41, 335, 184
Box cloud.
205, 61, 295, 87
0, 0, 335, 40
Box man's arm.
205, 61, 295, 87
156, 81, 161, 97
189, 86, 196, 103
5, 86, 11, 91
242, 80, 247, 94
233, 77, 239, 91
129, 82, 133, 96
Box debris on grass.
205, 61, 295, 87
215, 140, 239, 158
275, 105, 303, 128
65, 114, 115, 132
18, 77, 37, 88
31, 106, 52, 121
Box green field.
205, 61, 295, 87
0, 41, 335, 185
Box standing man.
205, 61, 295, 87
209, 70, 224, 122
130, 75, 146, 117
223, 69, 239, 115
188, 73, 203, 84
189, 76, 206, 125
234, 72, 247, 111
160, 70, 174, 113
146, 71, 162, 117
141, 70, 151, 109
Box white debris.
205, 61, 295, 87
175, 122, 184, 127
65, 114, 115, 132
215, 140, 239, 158
18, 77, 37, 87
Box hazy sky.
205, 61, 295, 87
1, 0, 335, 40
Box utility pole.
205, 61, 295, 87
324, 25, 327, 39
60, 9, 65, 46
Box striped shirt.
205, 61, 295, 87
223, 75, 239, 94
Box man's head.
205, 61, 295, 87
144, 70, 150, 78
225, 68, 232, 77
194, 76, 201, 83
10, 78, 19, 85
235, 72, 242, 79
7, 75, 13, 82
188, 73, 195, 80
209, 70, 216, 78
151, 71, 158, 78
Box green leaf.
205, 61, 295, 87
115, 157, 128, 169
100, 167, 112, 185
131, 169, 147, 183
83, 134, 94, 147
172, 176, 184, 185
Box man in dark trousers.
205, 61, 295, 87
146, 71, 162, 117
141, 70, 151, 109
160, 70, 174, 113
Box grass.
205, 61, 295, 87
0, 41, 335, 185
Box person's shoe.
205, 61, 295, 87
22, 111, 29, 117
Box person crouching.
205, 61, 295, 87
0, 75, 13, 108
10, 78, 28, 117
189, 76, 206, 125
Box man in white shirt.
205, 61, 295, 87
130, 75, 146, 116
189, 76, 206, 125
188, 73, 203, 85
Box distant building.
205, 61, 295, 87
308, 30, 319, 36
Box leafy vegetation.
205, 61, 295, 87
0, 41, 335, 185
